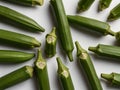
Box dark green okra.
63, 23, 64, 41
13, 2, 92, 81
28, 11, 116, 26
0, 5, 45, 32
34, 49, 50, 90
67, 15, 115, 36
0, 29, 40, 48
50, 0, 74, 62
89, 44, 120, 59
75, 41, 103, 90
107, 3, 120, 21
101, 72, 120, 86
56, 57, 74, 90
98, 0, 112, 11
0, 66, 33, 90
77, 0, 95, 13
3, 0, 44, 6
0, 50, 34, 63
45, 27, 57, 57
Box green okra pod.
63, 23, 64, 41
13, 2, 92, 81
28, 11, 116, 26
107, 3, 120, 21
98, 0, 112, 11
50, 0, 74, 62
0, 5, 45, 32
0, 50, 34, 63
67, 15, 115, 36
0, 29, 40, 48
75, 41, 103, 90
45, 27, 57, 57
34, 49, 50, 90
77, 0, 95, 13
0, 66, 33, 90
88, 44, 120, 59
3, 0, 44, 6
56, 57, 74, 90
101, 72, 120, 86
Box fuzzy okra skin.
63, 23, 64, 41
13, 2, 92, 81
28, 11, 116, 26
0, 66, 33, 90
0, 50, 34, 63
50, 0, 74, 62
77, 0, 95, 13
0, 29, 40, 48
67, 15, 115, 36
107, 3, 120, 21
0, 5, 45, 32
34, 49, 50, 90
45, 27, 57, 57
56, 57, 74, 90
88, 44, 120, 59
98, 0, 112, 11
101, 72, 120, 86
4, 0, 44, 6
75, 41, 103, 90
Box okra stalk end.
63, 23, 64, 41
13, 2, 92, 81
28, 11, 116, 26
101, 73, 113, 81
56, 57, 68, 74
33, 0, 44, 6
88, 46, 97, 53
26, 66, 34, 77
107, 29, 115, 36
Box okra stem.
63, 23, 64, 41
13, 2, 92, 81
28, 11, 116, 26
101, 72, 120, 86
77, 0, 95, 13
67, 15, 115, 36
75, 41, 103, 90
98, 0, 112, 11
45, 27, 57, 57
34, 49, 50, 90
107, 3, 120, 21
0, 66, 33, 90
56, 57, 74, 90
50, 0, 74, 62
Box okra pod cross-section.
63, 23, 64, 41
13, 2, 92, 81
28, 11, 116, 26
45, 27, 57, 57
0, 5, 45, 32
77, 0, 95, 13
67, 15, 115, 36
56, 57, 74, 90
50, 0, 74, 62
101, 72, 120, 86
0, 66, 33, 90
89, 44, 120, 60
75, 41, 103, 90
34, 49, 50, 90
107, 3, 120, 21
3, 0, 44, 6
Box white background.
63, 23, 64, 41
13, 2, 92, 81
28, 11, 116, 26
0, 0, 120, 90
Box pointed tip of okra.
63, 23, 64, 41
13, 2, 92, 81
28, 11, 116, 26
33, 0, 44, 6
26, 66, 34, 77
67, 52, 73, 62
33, 39, 41, 47
101, 73, 113, 81
56, 57, 68, 73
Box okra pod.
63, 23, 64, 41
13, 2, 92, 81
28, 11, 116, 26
77, 0, 95, 13
0, 5, 45, 32
75, 41, 103, 90
0, 66, 33, 90
0, 29, 40, 48
45, 27, 57, 57
34, 49, 50, 90
50, 0, 74, 62
101, 72, 120, 86
56, 57, 74, 90
107, 3, 120, 21
98, 0, 112, 11
67, 15, 115, 36
0, 50, 34, 63
3, 0, 44, 6
89, 44, 120, 59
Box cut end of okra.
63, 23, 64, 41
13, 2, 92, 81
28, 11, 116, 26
33, 0, 44, 6
56, 57, 68, 75
26, 66, 34, 77
101, 73, 113, 81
